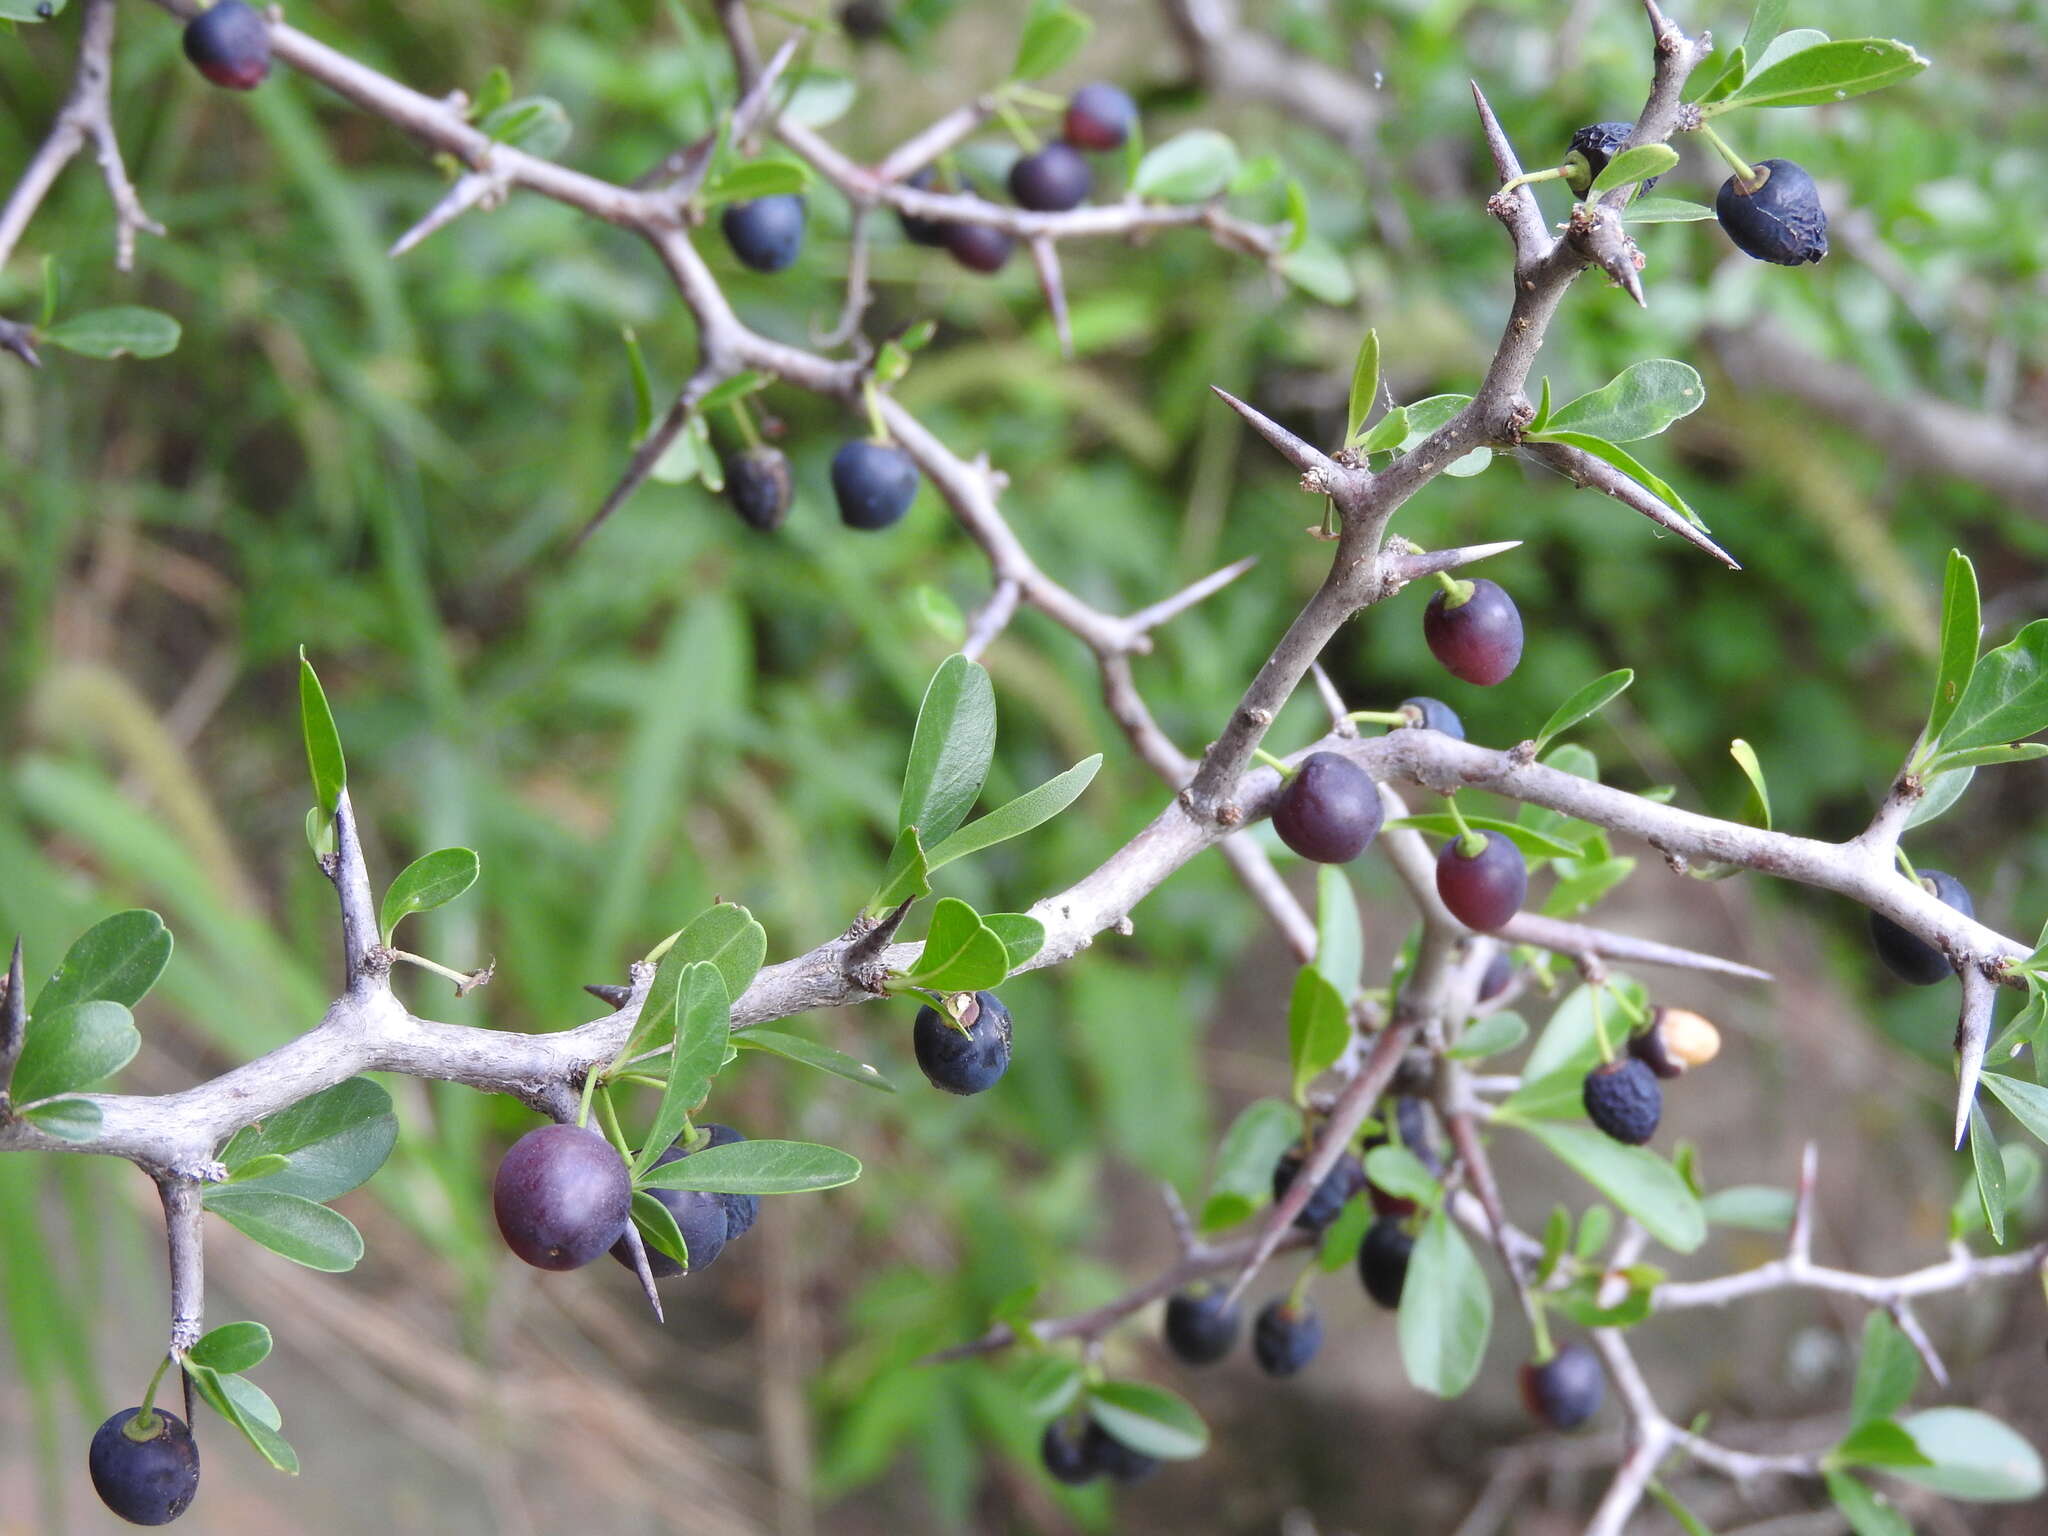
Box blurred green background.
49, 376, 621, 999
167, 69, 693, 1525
3, 0, 2046, 1530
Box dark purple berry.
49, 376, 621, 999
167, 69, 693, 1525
1082, 1419, 1158, 1484
1399, 696, 1465, 739
1566, 121, 1660, 195
1272, 1147, 1365, 1232
1869, 870, 1973, 986
1424, 578, 1523, 686
1478, 949, 1514, 1002
182, 0, 270, 90
1357, 1216, 1413, 1310
1521, 1344, 1606, 1430
1040, 1420, 1097, 1485
943, 221, 1015, 274
1252, 1298, 1323, 1376
700, 1123, 759, 1239
1009, 143, 1092, 212
1435, 830, 1527, 931
1162, 1288, 1241, 1366
838, 0, 890, 40
830, 439, 919, 530
492, 1122, 632, 1271
89, 1408, 200, 1526
1063, 82, 1137, 152
1715, 158, 1828, 266
1271, 751, 1382, 863
897, 167, 951, 247
724, 445, 792, 532
1395, 1094, 1442, 1173
608, 1144, 728, 1280
721, 194, 807, 273
913, 990, 1013, 1095
1582, 1057, 1662, 1145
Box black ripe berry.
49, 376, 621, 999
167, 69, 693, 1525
1358, 1216, 1414, 1310
1272, 1147, 1365, 1232
897, 168, 951, 248
1399, 696, 1465, 739
1009, 143, 1092, 212
721, 194, 807, 273
1162, 1288, 1241, 1366
1252, 1298, 1324, 1377
700, 1123, 759, 1239
1063, 82, 1137, 152
1435, 830, 1527, 932
1520, 1344, 1606, 1430
724, 446, 792, 532
1424, 578, 1524, 686
1582, 1057, 1662, 1145
1628, 1006, 1722, 1080
1478, 949, 1514, 1002
943, 221, 1015, 274
608, 1144, 727, 1280
913, 990, 1013, 1095
492, 1122, 632, 1271
1565, 122, 1660, 195
182, 0, 270, 91
1272, 751, 1382, 863
1083, 1419, 1159, 1484
1040, 1421, 1097, 1485
1716, 158, 1828, 266
838, 0, 890, 41
89, 1408, 200, 1526
831, 439, 920, 530
1869, 870, 1974, 986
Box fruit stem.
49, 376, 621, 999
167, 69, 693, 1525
575, 1068, 599, 1130
1347, 710, 1409, 727
727, 399, 763, 451
386, 948, 479, 990
1005, 84, 1065, 112
1496, 164, 1571, 199
1895, 846, 1921, 885
1443, 795, 1487, 860
1526, 1296, 1557, 1365
1433, 571, 1475, 608
1285, 1259, 1318, 1311
1590, 983, 1616, 1067
1319, 498, 1341, 538
594, 1086, 631, 1160
131, 1352, 176, 1437
861, 378, 890, 444
993, 95, 1042, 154
1608, 986, 1648, 1029
1252, 748, 1297, 779
1695, 122, 1758, 189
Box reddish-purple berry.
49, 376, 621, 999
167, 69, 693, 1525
1271, 751, 1382, 863
182, 0, 270, 90
1424, 578, 1523, 686
1521, 1345, 1606, 1430
1435, 830, 1527, 931
492, 1123, 632, 1271
944, 221, 1015, 274
1062, 82, 1137, 151
1009, 143, 1092, 212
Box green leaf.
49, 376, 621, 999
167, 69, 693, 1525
1750, 27, 1831, 74
1850, 1310, 1921, 1426
203, 1190, 365, 1272
1537, 1206, 1570, 1283
1019, 1356, 1084, 1418
1201, 1098, 1300, 1232
669, 903, 767, 1007
1277, 235, 1356, 305
378, 847, 481, 943
905, 898, 1011, 992
923, 755, 1102, 870
470, 65, 512, 122
1826, 1471, 1912, 1536
217, 1078, 398, 1203
480, 95, 571, 156
1346, 329, 1380, 446
1523, 983, 1634, 1082
1314, 866, 1363, 1003
1526, 430, 1703, 525
899, 655, 996, 846
1397, 1207, 1493, 1397
621, 328, 654, 441
1533, 670, 1634, 754
1691, 43, 1748, 104
1926, 549, 1981, 746
305, 805, 337, 858
1700, 1184, 1795, 1232
1730, 738, 1772, 830
1588, 144, 1679, 196
1907, 762, 1974, 829
1009, 0, 1092, 82
1895, 1408, 2046, 1500
1364, 1144, 1441, 1209
1741, 0, 1790, 57
1443, 447, 1492, 479
41, 306, 179, 359
630, 1189, 688, 1269
11, 1001, 138, 1103
1979, 1071, 2048, 1145
979, 914, 1045, 972
734, 1029, 895, 1093
1622, 196, 1717, 224
1281, 177, 1310, 253
224, 1155, 291, 1183
188, 1322, 273, 1376
1358, 405, 1408, 454
1936, 620, 2048, 754
184, 1361, 298, 1474
695, 371, 771, 414
1448, 1011, 1527, 1061
35, 909, 172, 1012
780, 69, 857, 130
1647, 1481, 1715, 1536
21, 1099, 101, 1141
634, 963, 731, 1176
1926, 743, 2048, 773
1540, 361, 1705, 445
1715, 37, 1929, 112
1286, 966, 1350, 1102
1831, 1418, 1934, 1472
1382, 814, 1581, 861
867, 826, 930, 916
1510, 1120, 1706, 1252
1084, 1380, 1208, 1460
1542, 855, 1636, 918
1132, 130, 1241, 204
215, 1370, 282, 1432
702, 158, 811, 205
298, 652, 346, 820
1971, 1101, 2007, 1245
1315, 1193, 1373, 1272
637, 1139, 861, 1195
